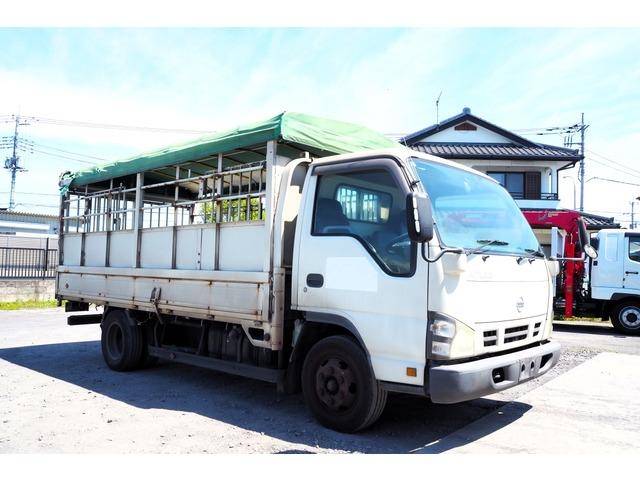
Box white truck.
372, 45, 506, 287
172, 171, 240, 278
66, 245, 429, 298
585, 229, 640, 333
527, 209, 640, 334
56, 112, 560, 432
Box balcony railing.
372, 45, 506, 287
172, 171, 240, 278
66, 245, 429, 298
509, 192, 559, 200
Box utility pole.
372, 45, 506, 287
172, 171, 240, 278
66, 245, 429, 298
4, 115, 28, 210
578, 113, 586, 212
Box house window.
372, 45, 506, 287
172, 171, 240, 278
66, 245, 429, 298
454, 122, 477, 131
488, 171, 541, 200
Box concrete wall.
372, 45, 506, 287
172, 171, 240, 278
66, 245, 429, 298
0, 279, 56, 302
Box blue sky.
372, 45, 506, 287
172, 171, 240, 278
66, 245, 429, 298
0, 28, 639, 223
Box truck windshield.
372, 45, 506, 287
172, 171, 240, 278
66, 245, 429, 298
411, 158, 541, 256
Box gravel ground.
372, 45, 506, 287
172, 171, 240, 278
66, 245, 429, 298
0, 308, 637, 453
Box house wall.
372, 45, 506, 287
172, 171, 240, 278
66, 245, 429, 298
452, 158, 574, 209
416, 122, 512, 144
0, 279, 55, 302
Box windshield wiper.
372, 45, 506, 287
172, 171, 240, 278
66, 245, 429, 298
467, 239, 509, 255
524, 248, 545, 258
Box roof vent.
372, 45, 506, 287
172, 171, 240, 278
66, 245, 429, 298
462, 107, 471, 114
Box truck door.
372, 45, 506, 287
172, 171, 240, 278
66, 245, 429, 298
293, 158, 429, 384
623, 234, 640, 293
591, 231, 623, 294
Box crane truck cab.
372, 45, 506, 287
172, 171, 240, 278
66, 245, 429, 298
591, 229, 640, 334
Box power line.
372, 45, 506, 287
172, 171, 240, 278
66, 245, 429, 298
20, 114, 213, 135
586, 176, 640, 187
17, 147, 99, 166
22, 140, 107, 162
0, 191, 59, 196
10, 202, 59, 209
587, 157, 640, 179
586, 148, 640, 175
16, 139, 104, 164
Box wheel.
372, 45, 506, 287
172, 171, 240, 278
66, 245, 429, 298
611, 300, 640, 335
301, 335, 387, 433
101, 309, 145, 371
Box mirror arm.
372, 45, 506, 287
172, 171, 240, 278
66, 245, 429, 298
421, 242, 465, 263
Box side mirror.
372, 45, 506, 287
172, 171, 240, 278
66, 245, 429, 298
584, 244, 598, 260
406, 192, 434, 243
577, 219, 598, 260
546, 259, 560, 277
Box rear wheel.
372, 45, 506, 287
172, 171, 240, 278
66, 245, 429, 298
611, 300, 640, 335
301, 335, 387, 432
101, 309, 145, 371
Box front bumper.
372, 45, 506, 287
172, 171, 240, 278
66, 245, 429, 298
428, 341, 561, 404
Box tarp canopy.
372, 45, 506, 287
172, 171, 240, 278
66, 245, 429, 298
60, 112, 398, 192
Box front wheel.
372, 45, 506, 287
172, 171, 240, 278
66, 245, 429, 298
611, 300, 640, 335
301, 335, 387, 432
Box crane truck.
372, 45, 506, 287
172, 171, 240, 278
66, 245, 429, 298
524, 209, 640, 335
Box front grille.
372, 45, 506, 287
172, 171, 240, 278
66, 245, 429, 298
483, 330, 498, 347
482, 319, 543, 349
504, 324, 528, 343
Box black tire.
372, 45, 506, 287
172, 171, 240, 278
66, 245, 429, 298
611, 300, 640, 335
101, 309, 145, 371
301, 335, 387, 433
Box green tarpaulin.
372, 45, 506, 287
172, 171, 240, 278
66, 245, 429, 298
60, 111, 399, 192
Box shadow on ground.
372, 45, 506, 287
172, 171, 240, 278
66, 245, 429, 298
0, 340, 528, 453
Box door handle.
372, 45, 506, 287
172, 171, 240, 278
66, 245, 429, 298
625, 271, 638, 275
306, 273, 324, 288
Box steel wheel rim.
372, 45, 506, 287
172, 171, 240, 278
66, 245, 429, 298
620, 306, 640, 329
315, 357, 357, 412
106, 322, 124, 359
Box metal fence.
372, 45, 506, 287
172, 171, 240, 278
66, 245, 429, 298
0, 246, 58, 279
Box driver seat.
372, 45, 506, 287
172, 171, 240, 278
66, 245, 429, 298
315, 199, 351, 234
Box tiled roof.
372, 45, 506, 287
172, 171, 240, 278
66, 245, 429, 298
581, 212, 620, 229
0, 209, 58, 220
410, 142, 582, 161
401, 108, 541, 147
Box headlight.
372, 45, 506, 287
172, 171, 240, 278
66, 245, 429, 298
543, 314, 554, 340
427, 312, 476, 360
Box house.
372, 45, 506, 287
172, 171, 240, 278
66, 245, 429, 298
0, 209, 59, 237
400, 107, 583, 210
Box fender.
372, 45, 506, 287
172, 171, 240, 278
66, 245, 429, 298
302, 311, 374, 370
102, 307, 140, 327
610, 293, 640, 302
299, 311, 425, 396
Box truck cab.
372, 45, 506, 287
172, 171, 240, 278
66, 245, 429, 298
290, 149, 560, 428
591, 229, 640, 333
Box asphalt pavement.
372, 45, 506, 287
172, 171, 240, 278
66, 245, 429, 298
0, 308, 638, 453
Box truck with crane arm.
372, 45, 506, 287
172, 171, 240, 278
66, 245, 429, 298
524, 209, 640, 335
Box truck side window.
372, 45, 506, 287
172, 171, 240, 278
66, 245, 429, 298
313, 169, 414, 276
629, 236, 640, 263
